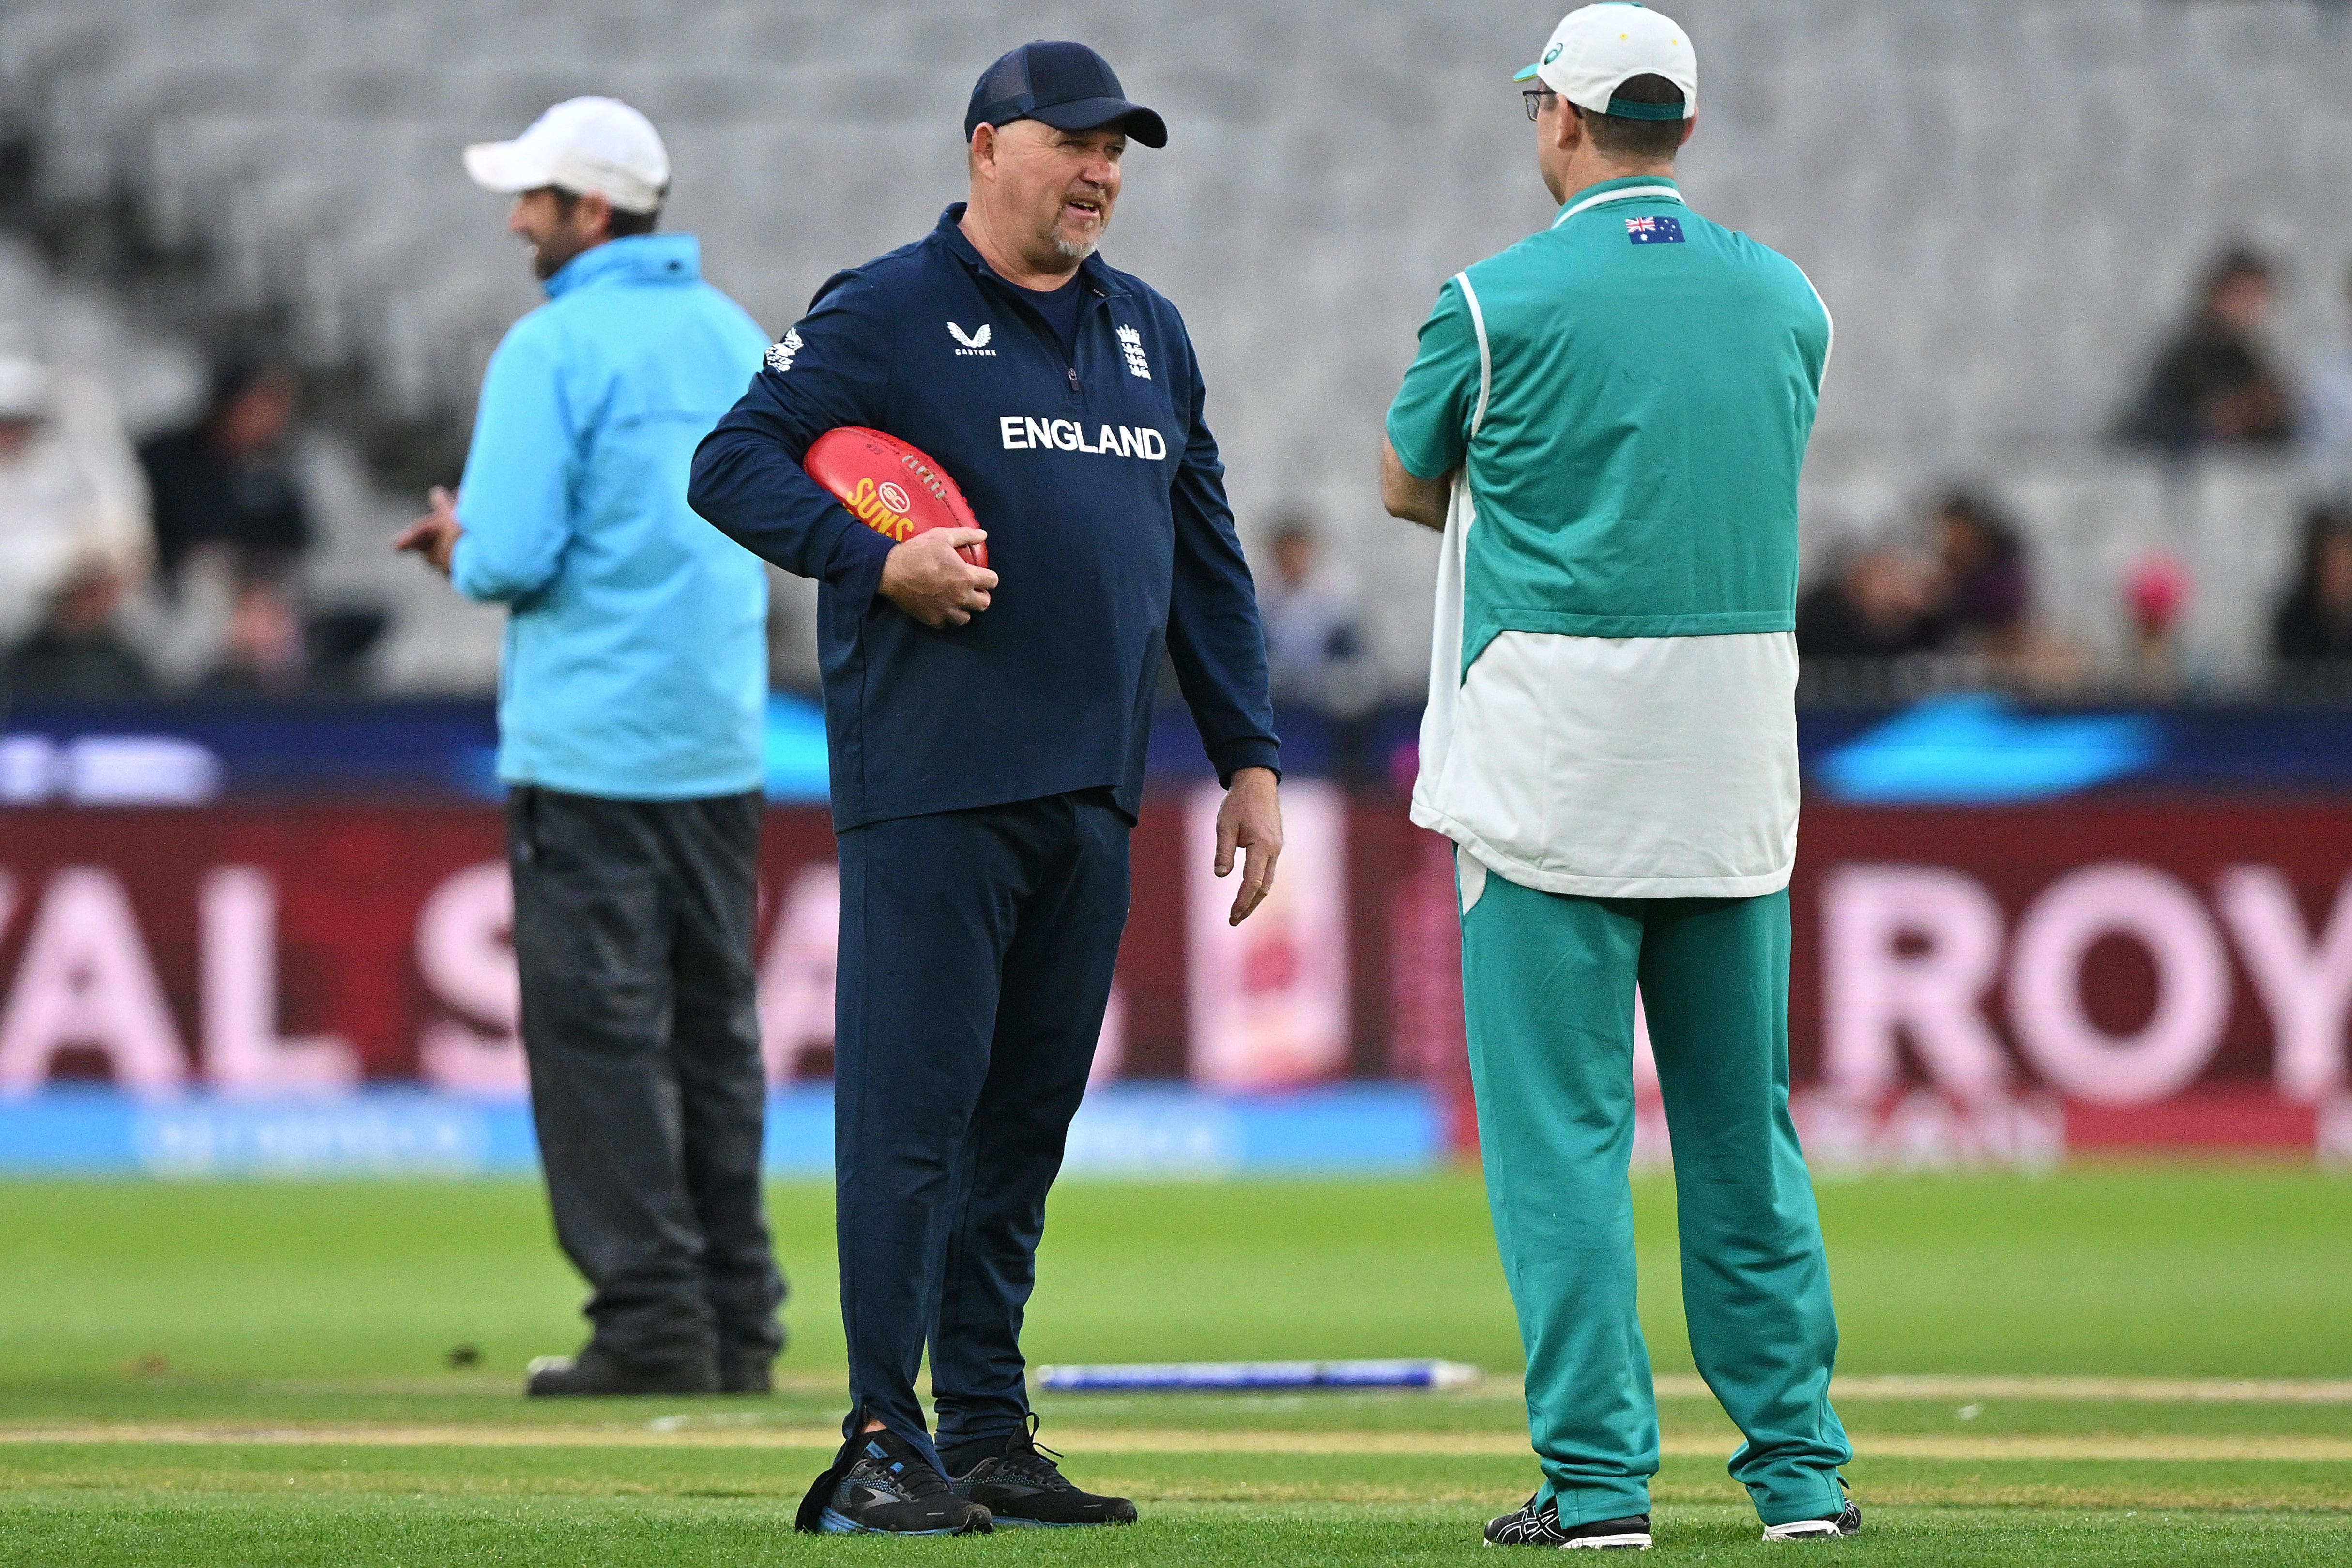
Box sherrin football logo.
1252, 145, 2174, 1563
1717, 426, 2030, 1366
841, 476, 919, 540
947, 321, 996, 356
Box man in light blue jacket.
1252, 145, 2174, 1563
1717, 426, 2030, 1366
397, 96, 783, 1398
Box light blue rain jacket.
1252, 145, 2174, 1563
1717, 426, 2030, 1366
453, 233, 770, 800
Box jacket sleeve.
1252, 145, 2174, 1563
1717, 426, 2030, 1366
450, 320, 577, 603
688, 274, 899, 613
1163, 319, 1281, 786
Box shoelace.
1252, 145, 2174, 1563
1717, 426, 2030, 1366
997, 1446, 1076, 1492
995, 1415, 1077, 1492
859, 1438, 954, 1500
897, 1462, 955, 1500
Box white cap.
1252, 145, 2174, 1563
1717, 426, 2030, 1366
1515, 3, 1697, 122
0, 352, 50, 421
463, 96, 670, 214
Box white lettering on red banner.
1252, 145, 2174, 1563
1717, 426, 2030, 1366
200, 867, 358, 1096
2217, 868, 2352, 1102
1821, 860, 2352, 1109
758, 862, 839, 1083
0, 868, 185, 1094
2008, 864, 2230, 1105
412, 861, 525, 1096
1821, 865, 2011, 1102
1186, 781, 1350, 1089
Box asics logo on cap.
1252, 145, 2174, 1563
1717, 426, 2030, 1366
1519, 4, 1697, 120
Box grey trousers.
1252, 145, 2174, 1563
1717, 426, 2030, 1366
507, 785, 785, 1375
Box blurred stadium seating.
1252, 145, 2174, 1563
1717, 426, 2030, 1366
4, 0, 2352, 694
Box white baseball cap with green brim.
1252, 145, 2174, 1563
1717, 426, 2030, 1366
1514, 3, 1697, 122
464, 96, 671, 214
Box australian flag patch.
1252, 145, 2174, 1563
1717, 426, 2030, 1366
1626, 214, 1685, 244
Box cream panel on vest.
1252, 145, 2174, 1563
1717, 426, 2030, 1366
1412, 630, 1800, 900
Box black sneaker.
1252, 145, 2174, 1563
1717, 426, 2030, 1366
1762, 1497, 1861, 1541
796, 1427, 993, 1536
943, 1420, 1137, 1528
524, 1346, 718, 1397
1484, 1493, 1651, 1548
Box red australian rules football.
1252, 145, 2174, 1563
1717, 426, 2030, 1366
803, 426, 986, 568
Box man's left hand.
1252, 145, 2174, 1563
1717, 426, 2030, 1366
1213, 766, 1283, 926
395, 486, 464, 577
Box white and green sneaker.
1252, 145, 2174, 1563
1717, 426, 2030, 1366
1484, 1494, 1652, 1549
1762, 1498, 1861, 1541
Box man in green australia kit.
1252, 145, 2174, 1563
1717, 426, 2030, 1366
1380, 4, 1859, 1550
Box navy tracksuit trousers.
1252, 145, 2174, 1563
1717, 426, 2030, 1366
834, 789, 1130, 1451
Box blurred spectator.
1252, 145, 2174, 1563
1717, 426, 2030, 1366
2124, 552, 2192, 697
2303, 260, 2352, 482
1259, 511, 1380, 720
0, 348, 154, 694
9, 565, 151, 697
138, 360, 336, 690
206, 577, 309, 692
141, 361, 310, 578
1795, 544, 1944, 659
1911, 487, 2091, 695
2121, 247, 2295, 453
2271, 502, 2352, 666
1929, 490, 2030, 655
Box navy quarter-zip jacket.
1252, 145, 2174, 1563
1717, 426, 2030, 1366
689, 205, 1280, 832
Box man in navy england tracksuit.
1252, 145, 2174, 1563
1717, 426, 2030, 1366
689, 42, 1282, 1536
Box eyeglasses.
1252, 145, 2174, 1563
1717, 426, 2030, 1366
1522, 87, 1557, 121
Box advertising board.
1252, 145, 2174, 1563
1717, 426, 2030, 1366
1, 794, 2345, 1166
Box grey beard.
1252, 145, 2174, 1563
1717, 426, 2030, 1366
1045, 205, 1105, 262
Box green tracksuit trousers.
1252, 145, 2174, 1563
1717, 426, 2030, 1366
1456, 857, 1849, 1527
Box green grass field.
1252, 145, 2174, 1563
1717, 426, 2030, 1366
2, 1167, 2349, 1564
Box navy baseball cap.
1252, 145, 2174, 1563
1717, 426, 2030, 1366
964, 41, 1167, 148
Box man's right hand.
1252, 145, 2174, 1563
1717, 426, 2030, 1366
879, 529, 996, 627
393, 485, 464, 576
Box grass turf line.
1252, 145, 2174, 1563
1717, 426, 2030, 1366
0, 1168, 2347, 1564
2, 1487, 2349, 1566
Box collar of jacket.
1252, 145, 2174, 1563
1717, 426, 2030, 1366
542, 233, 703, 300
1551, 174, 1684, 228
931, 203, 1126, 301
